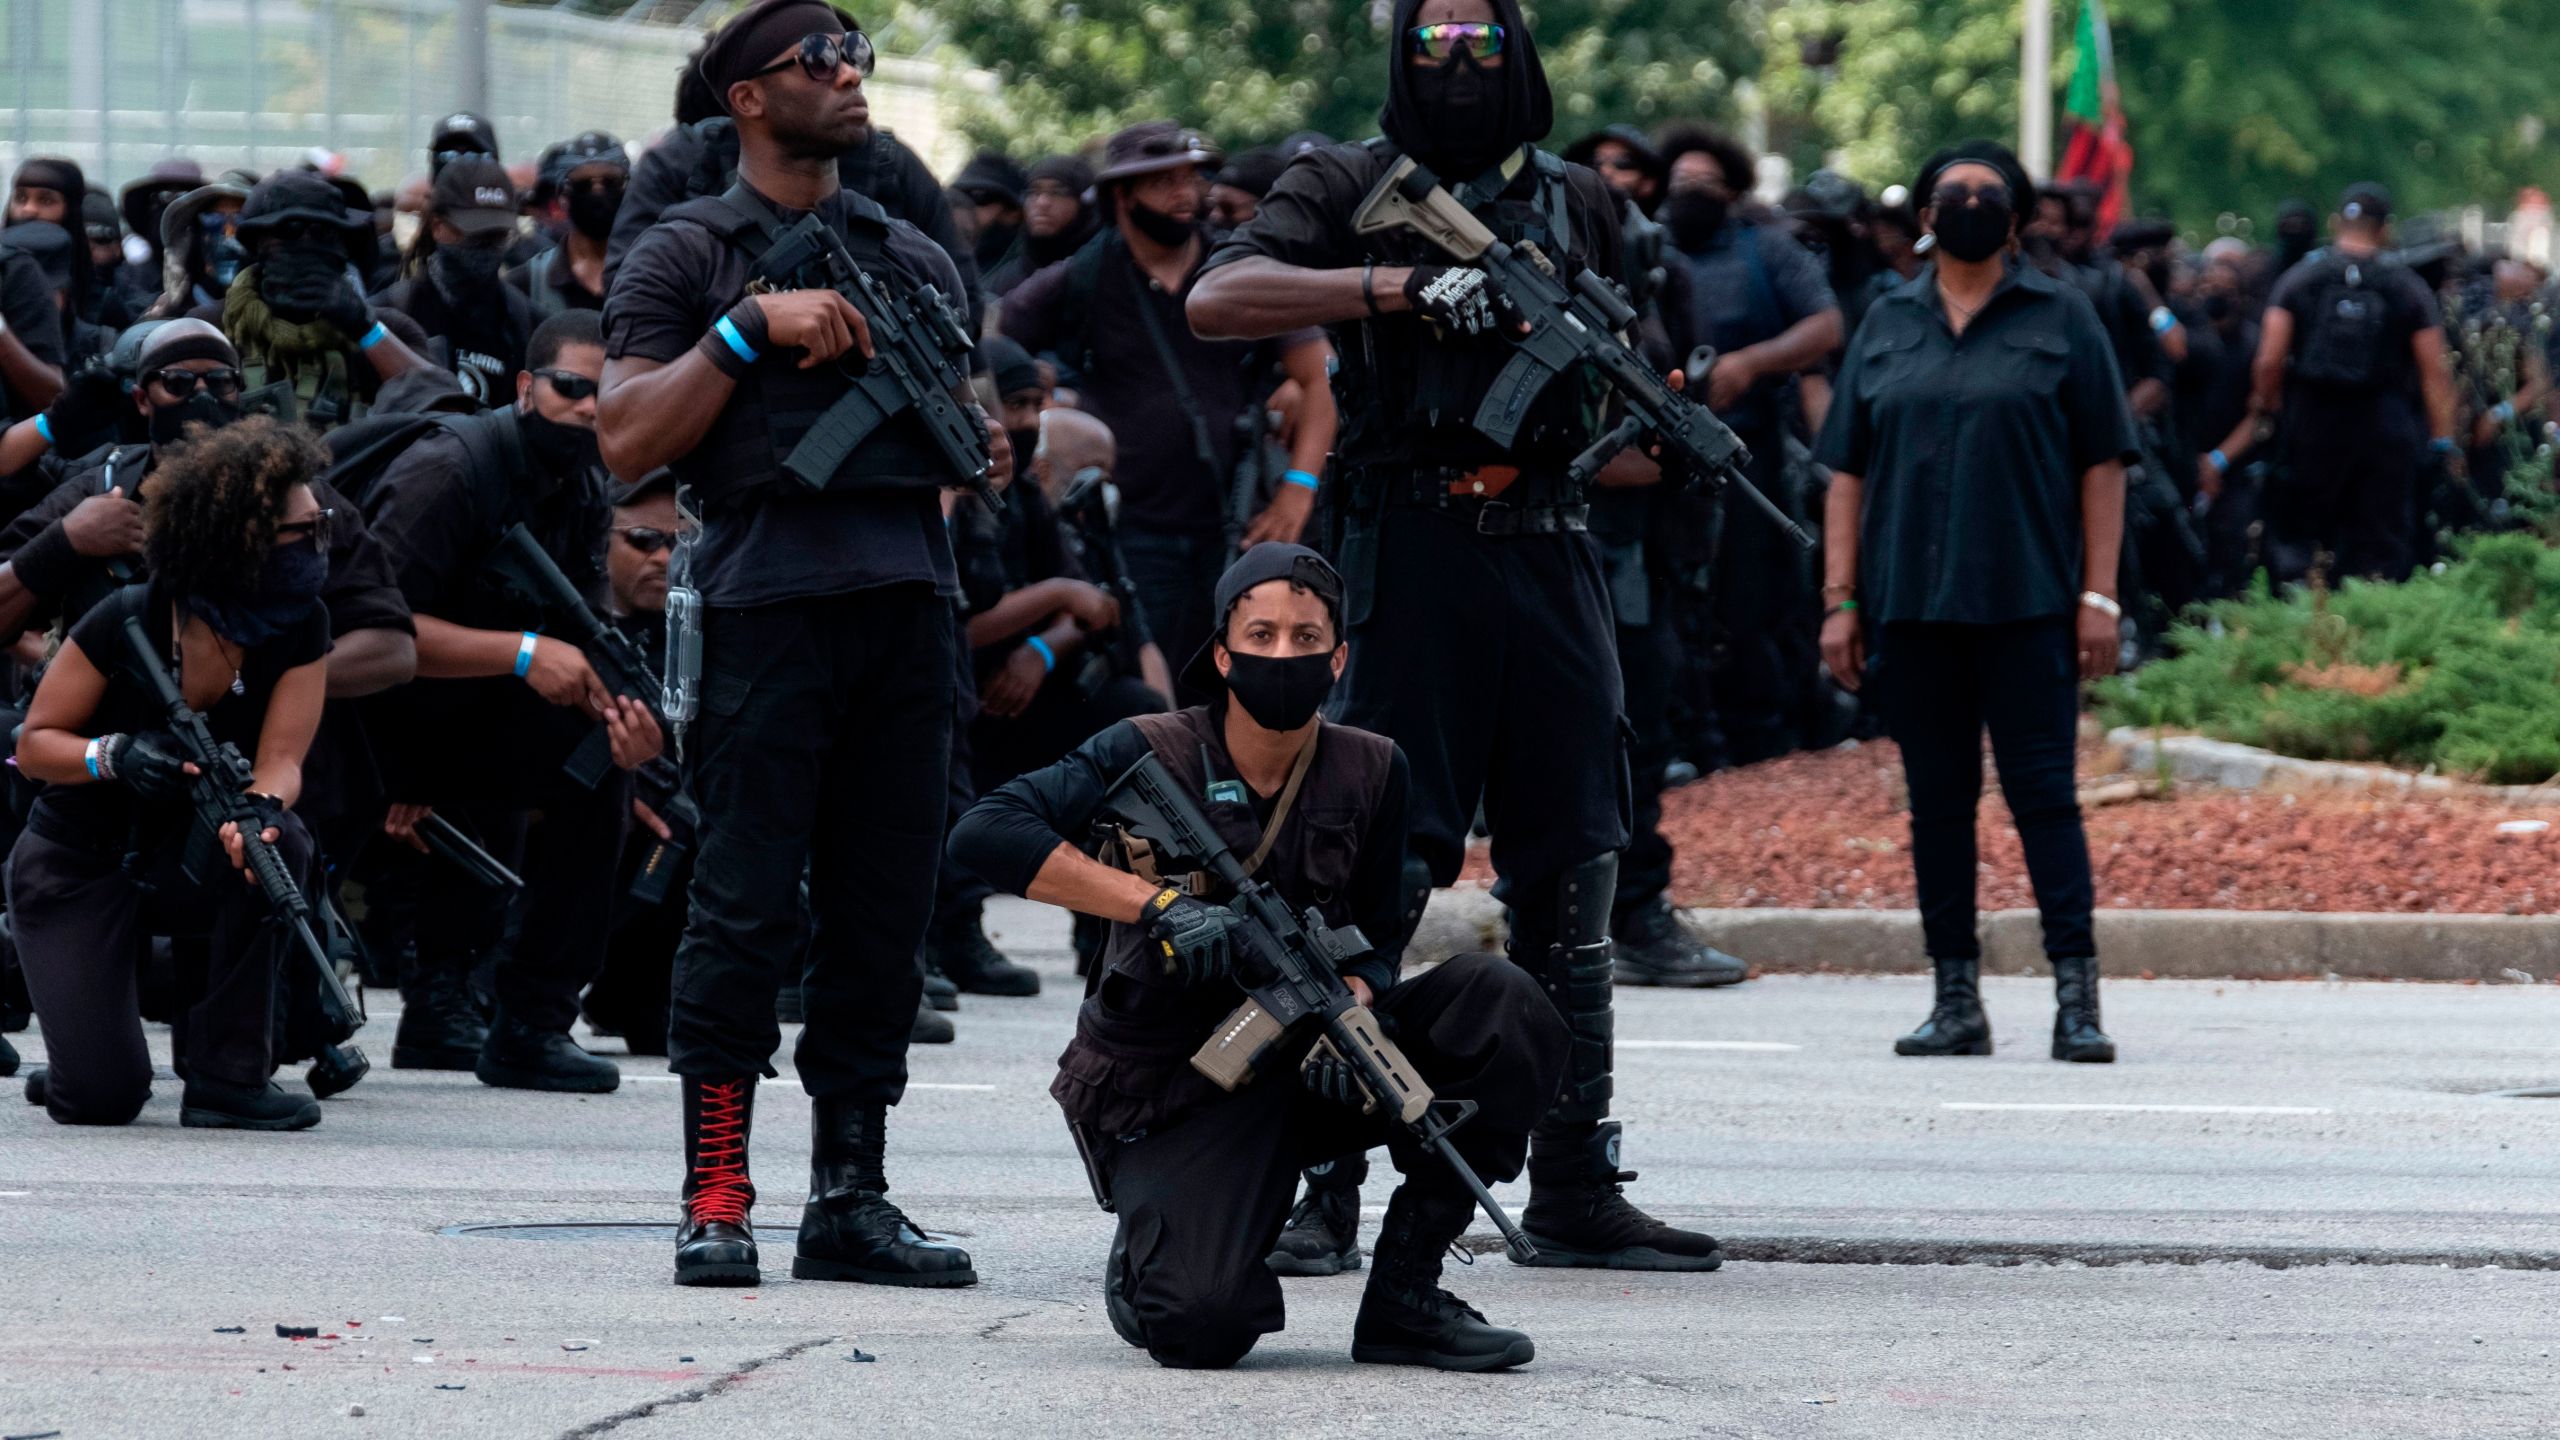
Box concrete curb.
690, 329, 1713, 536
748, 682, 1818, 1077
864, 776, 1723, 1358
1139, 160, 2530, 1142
1410, 886, 2560, 982
2108, 727, 2560, 805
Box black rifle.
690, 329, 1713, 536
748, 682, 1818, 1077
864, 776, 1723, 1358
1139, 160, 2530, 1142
747, 211, 997, 508
119, 616, 368, 1087
416, 813, 523, 892
1098, 751, 1538, 1263
482, 524, 670, 792
1351, 155, 1813, 548
1056, 465, 1151, 698
628, 765, 700, 909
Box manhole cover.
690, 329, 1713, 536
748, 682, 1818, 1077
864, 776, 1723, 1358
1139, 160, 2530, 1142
442, 1221, 670, 1242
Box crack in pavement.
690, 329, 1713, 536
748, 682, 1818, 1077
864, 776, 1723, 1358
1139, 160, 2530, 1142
975, 1308, 1042, 1341
556, 1335, 836, 1437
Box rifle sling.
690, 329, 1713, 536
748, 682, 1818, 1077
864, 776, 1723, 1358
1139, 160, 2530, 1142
1238, 725, 1321, 879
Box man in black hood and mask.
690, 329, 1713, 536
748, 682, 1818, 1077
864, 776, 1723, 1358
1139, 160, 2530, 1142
359, 308, 659, 1096
512, 132, 627, 320
1190, 0, 1727, 1281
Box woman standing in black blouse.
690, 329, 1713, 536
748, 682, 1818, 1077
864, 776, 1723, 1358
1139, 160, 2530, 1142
1815, 141, 2135, 1064
13, 416, 334, 1127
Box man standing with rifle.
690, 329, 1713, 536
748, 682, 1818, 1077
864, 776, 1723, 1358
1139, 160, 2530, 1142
599, 0, 1007, 1292
361, 309, 663, 1094
950, 545, 1565, 1371
1188, 0, 1764, 1274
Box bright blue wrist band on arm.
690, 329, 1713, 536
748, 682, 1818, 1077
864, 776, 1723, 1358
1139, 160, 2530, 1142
514, 631, 538, 678
83, 738, 101, 780
715, 316, 759, 365
1282, 469, 1321, 492
2494, 401, 2517, 424
2208, 448, 2228, 471
2431, 436, 2456, 454
33, 413, 52, 445
1025, 636, 1056, 673
359, 321, 388, 350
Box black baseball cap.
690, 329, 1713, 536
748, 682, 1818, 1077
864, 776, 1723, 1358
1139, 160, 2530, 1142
1177, 544, 1345, 696
429, 157, 521, 236
2340, 183, 2392, 224
430, 112, 501, 165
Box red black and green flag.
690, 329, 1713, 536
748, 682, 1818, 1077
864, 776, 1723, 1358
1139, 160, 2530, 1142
2056, 0, 2133, 233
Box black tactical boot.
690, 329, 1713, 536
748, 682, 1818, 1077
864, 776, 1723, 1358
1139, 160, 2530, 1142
2051, 956, 2117, 1063
1895, 958, 1993, 1057
476, 1013, 621, 1093
22, 1066, 44, 1106
1518, 1122, 1723, 1270
919, 946, 961, 1012
392, 967, 488, 1070
939, 901, 1039, 997
1611, 898, 1749, 987
910, 1000, 954, 1045
1267, 1154, 1366, 1276
1352, 1182, 1534, 1371
180, 1076, 322, 1131
1103, 1222, 1145, 1349
0, 1032, 16, 1078
675, 1076, 761, 1287
792, 1098, 977, 1286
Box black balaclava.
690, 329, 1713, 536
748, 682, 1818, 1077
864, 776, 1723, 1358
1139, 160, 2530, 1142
1378, 0, 1552, 181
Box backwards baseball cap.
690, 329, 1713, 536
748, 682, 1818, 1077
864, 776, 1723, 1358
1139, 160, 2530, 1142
2340, 182, 2392, 224
429, 156, 521, 237
1177, 543, 1346, 697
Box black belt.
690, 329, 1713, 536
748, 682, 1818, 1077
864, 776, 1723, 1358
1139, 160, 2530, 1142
1375, 469, 1588, 536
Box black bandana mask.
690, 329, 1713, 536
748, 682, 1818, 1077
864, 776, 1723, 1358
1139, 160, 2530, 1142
189, 538, 327, 647
257, 243, 350, 318
1408, 51, 1511, 177
1659, 190, 1729, 250
1222, 649, 1337, 732
149, 391, 243, 449
434, 243, 506, 298
518, 407, 600, 479
567, 189, 619, 241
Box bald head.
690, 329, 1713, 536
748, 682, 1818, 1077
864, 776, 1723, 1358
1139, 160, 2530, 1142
1036, 407, 1116, 504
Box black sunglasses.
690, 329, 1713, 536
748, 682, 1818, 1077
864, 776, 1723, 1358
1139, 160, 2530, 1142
1932, 182, 2014, 210
148, 367, 245, 401
565, 175, 625, 198
275, 507, 337, 558
616, 525, 676, 556
750, 31, 877, 84
535, 368, 599, 401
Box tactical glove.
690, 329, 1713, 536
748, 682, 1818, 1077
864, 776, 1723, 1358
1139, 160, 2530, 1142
1403, 264, 1523, 337
1143, 888, 1241, 987
102, 731, 191, 801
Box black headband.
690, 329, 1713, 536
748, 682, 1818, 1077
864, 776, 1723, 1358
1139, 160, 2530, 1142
699, 0, 849, 104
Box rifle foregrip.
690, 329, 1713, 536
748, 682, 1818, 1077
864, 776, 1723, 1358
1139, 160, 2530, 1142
1334, 1006, 1433, 1125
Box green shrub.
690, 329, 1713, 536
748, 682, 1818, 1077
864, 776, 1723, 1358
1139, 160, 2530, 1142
2097, 543, 2560, 784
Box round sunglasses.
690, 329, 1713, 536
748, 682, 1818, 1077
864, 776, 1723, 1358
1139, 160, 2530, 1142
750, 30, 877, 84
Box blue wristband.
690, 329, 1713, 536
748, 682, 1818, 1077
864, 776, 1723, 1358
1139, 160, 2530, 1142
2431, 435, 2456, 454
1024, 635, 1056, 674
715, 315, 760, 365
83, 738, 101, 780
2494, 400, 2517, 424
2208, 449, 2228, 472
2149, 306, 2176, 335
358, 321, 388, 351
32, 413, 52, 445
1282, 469, 1321, 492
514, 631, 539, 678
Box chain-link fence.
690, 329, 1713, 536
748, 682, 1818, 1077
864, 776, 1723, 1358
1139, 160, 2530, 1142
1, 0, 980, 197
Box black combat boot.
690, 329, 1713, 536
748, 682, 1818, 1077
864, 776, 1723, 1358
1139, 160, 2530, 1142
180, 1076, 322, 1131
1352, 1181, 1535, 1371
1517, 1121, 1722, 1271
939, 901, 1039, 997
675, 1076, 761, 1287
22, 1066, 45, 1106
919, 945, 960, 1012
0, 1033, 16, 1078
2051, 956, 2117, 1063
910, 1000, 954, 1045
476, 1012, 621, 1093
392, 966, 488, 1070
1103, 1222, 1145, 1349
792, 1098, 977, 1286
1895, 958, 1992, 1057
1611, 897, 1749, 988
1267, 1153, 1367, 1276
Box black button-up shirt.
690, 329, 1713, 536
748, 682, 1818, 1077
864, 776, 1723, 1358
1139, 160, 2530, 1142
1817, 261, 2136, 626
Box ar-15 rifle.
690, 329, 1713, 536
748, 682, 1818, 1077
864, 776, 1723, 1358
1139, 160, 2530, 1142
1098, 751, 1538, 1263
1055, 465, 1152, 699
482, 523, 669, 793
1350, 155, 1813, 549
119, 616, 369, 1092
748, 212, 997, 509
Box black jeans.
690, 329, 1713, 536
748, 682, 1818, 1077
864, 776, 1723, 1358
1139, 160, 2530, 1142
9, 815, 317, 1123
1612, 595, 1680, 919
1116, 527, 1225, 701
669, 584, 955, 1104
1103, 954, 1566, 1369
2268, 393, 2422, 585
1873, 618, 2095, 963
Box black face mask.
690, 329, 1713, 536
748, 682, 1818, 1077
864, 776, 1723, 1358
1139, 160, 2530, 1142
1409, 50, 1511, 176
518, 406, 600, 479
1123, 201, 1194, 249
189, 538, 328, 647
974, 220, 1020, 269
1222, 648, 1336, 732
435, 243, 506, 294
1659, 190, 1729, 250
150, 390, 243, 448
258, 243, 350, 317
567, 189, 620, 240
1935, 200, 2015, 264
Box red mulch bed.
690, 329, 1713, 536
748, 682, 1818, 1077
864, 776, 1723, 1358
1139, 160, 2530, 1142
1465, 740, 2560, 914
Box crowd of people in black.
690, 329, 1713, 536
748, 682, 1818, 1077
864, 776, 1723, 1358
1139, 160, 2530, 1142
0, 0, 2535, 1376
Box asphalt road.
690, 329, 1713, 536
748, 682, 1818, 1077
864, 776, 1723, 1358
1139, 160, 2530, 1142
6, 894, 2559, 1438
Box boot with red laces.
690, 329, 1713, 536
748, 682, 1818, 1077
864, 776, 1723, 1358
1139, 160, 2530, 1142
674, 1076, 761, 1287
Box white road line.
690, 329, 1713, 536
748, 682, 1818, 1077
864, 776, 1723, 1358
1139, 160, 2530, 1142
618, 1076, 997, 1092
0, 1191, 29, 1198
1942, 1102, 2330, 1115
1619, 1040, 1801, 1052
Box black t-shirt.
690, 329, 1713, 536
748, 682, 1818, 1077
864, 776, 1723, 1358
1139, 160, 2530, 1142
1202, 142, 1625, 476
603, 184, 963, 607
508, 243, 605, 315
0, 249, 69, 421
1816, 262, 2138, 626
1670, 220, 1839, 434
2269, 249, 2442, 416
380, 270, 536, 409
359, 412, 608, 628
1002, 234, 1316, 536
30, 578, 331, 847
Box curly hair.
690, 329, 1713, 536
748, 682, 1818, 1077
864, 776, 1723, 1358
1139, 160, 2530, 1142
144, 414, 322, 602
1654, 122, 1756, 198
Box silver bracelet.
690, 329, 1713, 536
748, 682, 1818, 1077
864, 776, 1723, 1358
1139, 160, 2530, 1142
2079, 591, 2123, 621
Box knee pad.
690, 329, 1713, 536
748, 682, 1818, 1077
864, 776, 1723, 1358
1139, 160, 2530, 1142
1512, 855, 1617, 1125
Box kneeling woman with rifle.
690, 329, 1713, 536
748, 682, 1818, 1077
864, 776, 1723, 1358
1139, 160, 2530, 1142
14, 416, 333, 1129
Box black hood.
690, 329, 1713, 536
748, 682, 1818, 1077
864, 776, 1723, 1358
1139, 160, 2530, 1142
1378, 0, 1552, 175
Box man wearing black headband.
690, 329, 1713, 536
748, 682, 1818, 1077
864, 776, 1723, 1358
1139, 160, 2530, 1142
1189, 0, 1726, 1275
950, 543, 1565, 1371
600, 0, 1007, 1294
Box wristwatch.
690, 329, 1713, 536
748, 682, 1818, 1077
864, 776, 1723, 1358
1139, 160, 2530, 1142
2079, 591, 2123, 621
